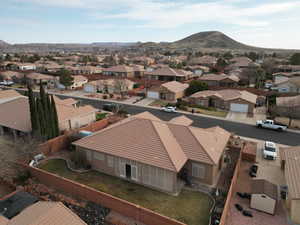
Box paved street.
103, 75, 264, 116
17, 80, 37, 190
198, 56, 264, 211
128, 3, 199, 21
54, 93, 300, 146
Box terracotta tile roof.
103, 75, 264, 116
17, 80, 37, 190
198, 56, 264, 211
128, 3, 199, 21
251, 179, 278, 200
56, 104, 97, 122
0, 216, 8, 225
0, 97, 31, 132
199, 73, 239, 82
102, 65, 134, 73
26, 72, 54, 81
132, 111, 162, 121
73, 112, 231, 171
0, 71, 23, 80
161, 81, 188, 93
53, 96, 78, 106
189, 56, 217, 65
145, 67, 192, 77
276, 95, 300, 107
169, 115, 193, 126
280, 146, 300, 199
190, 89, 257, 104
0, 90, 22, 100
7, 201, 87, 225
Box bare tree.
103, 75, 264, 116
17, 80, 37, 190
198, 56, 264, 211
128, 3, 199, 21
0, 136, 40, 178
113, 79, 128, 98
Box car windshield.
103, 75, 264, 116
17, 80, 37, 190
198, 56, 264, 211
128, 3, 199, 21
265, 146, 276, 152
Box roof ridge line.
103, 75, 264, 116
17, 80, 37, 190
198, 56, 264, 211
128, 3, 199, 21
187, 126, 216, 165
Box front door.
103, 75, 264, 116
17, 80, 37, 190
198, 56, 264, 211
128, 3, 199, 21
126, 164, 131, 179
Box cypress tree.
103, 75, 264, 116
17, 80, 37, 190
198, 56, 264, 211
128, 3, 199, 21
46, 93, 54, 139
51, 95, 60, 137
37, 98, 46, 139
34, 97, 41, 138
27, 85, 37, 132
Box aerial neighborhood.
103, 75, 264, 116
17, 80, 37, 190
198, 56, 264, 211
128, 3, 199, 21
1, 8, 300, 224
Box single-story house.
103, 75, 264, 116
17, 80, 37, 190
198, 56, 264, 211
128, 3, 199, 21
280, 146, 300, 224
198, 74, 240, 87
84, 79, 134, 94
73, 112, 231, 194
272, 72, 300, 84
25, 72, 57, 88
185, 65, 210, 76
131, 56, 155, 66
274, 77, 300, 93
276, 95, 300, 109
145, 67, 193, 81
188, 89, 257, 114
188, 56, 217, 67
275, 65, 300, 73
18, 63, 36, 71
102, 65, 135, 78
0, 90, 97, 136
132, 64, 145, 78
250, 179, 278, 215
68, 66, 102, 75
0, 71, 24, 82
147, 81, 188, 102
226, 57, 253, 71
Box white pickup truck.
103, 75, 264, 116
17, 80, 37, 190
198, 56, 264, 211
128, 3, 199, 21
161, 106, 177, 113
256, 119, 287, 131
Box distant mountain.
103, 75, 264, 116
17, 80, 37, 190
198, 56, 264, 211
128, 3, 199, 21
172, 31, 255, 50
139, 31, 299, 53
0, 40, 10, 47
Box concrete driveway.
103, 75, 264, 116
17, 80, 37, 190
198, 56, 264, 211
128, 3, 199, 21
226, 107, 267, 124
134, 98, 155, 106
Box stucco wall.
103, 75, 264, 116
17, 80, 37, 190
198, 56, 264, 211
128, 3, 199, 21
250, 194, 276, 214
78, 147, 177, 194
291, 199, 300, 224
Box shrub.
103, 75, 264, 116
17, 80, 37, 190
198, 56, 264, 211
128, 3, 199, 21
109, 93, 114, 98
133, 83, 140, 89
96, 113, 107, 121
103, 95, 107, 99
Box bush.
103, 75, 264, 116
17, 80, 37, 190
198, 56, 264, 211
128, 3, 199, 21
103, 95, 107, 99
133, 83, 140, 89
109, 93, 114, 98
13, 171, 31, 185
96, 113, 108, 121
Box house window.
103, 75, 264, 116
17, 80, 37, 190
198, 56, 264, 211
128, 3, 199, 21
107, 155, 114, 167
94, 152, 105, 161
119, 161, 126, 178
192, 163, 205, 179
131, 165, 138, 181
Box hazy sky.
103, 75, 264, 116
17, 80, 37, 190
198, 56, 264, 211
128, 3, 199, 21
1, 0, 300, 49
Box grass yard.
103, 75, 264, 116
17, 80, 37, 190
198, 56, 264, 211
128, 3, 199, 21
40, 159, 213, 225
188, 107, 228, 118
96, 112, 108, 121
149, 99, 169, 107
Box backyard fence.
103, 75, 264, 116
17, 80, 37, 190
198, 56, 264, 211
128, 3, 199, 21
38, 119, 109, 156
219, 146, 243, 225
23, 164, 185, 225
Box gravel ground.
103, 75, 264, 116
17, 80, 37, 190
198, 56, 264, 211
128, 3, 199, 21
64, 201, 110, 225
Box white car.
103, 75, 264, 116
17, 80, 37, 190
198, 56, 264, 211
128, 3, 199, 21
162, 106, 177, 113
263, 141, 277, 160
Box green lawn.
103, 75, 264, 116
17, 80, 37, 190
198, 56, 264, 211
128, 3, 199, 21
96, 112, 108, 121
40, 159, 212, 225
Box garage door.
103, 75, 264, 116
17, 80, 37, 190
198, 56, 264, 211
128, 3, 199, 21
147, 91, 159, 99
84, 85, 95, 93
230, 103, 248, 113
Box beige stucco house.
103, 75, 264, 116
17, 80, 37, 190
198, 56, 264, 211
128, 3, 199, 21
188, 89, 257, 114
147, 81, 189, 102
102, 65, 135, 78
73, 112, 231, 194
198, 74, 240, 87
84, 79, 134, 94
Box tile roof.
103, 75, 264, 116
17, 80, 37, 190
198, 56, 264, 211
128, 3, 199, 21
280, 146, 300, 199
0, 97, 31, 132
0, 90, 22, 101
199, 73, 240, 82
190, 89, 257, 104
72, 75, 88, 83
73, 112, 231, 171
251, 179, 278, 200
102, 65, 134, 73
7, 202, 87, 225
0, 71, 23, 80
26, 72, 54, 81
161, 81, 189, 93
145, 67, 192, 77
0, 216, 8, 225
169, 115, 193, 126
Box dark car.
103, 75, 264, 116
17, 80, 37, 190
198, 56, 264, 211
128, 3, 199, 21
102, 103, 118, 112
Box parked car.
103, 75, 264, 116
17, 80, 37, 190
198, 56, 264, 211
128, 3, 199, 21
256, 119, 287, 131
263, 141, 277, 160
0, 80, 14, 86
162, 106, 176, 113
102, 103, 118, 112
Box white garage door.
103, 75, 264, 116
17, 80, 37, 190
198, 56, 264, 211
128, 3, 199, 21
147, 91, 159, 99
230, 103, 248, 113
84, 85, 95, 93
